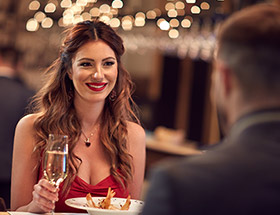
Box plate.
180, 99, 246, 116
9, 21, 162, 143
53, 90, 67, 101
65, 197, 144, 215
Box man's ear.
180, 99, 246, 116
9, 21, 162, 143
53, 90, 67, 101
216, 60, 233, 97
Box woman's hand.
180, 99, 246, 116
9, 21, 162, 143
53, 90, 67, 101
28, 179, 59, 213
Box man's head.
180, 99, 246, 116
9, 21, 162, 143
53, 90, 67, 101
0, 46, 21, 68
213, 3, 280, 133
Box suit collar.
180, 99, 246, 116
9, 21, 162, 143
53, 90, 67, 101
229, 108, 280, 140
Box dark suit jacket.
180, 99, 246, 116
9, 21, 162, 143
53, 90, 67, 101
142, 109, 280, 215
0, 76, 34, 181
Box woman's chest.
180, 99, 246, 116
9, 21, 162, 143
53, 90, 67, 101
73, 140, 111, 185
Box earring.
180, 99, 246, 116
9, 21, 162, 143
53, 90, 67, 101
68, 92, 73, 101
109, 90, 117, 101
68, 85, 74, 102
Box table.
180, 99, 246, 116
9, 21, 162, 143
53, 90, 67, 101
0, 212, 87, 215
146, 136, 201, 156
145, 135, 202, 173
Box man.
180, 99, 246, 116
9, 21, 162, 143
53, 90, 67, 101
142, 3, 280, 215
0, 46, 34, 209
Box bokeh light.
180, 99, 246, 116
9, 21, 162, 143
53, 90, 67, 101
34, 11, 46, 22
29, 1, 40, 10
26, 18, 39, 31
41, 17, 53, 28
109, 18, 121, 28
159, 20, 170, 31
170, 19, 179, 28
201, 2, 210, 10
112, 0, 123, 9
169, 29, 179, 39
60, 0, 72, 8
181, 18, 192, 28
191, 5, 201, 14
146, 10, 157, 19
44, 3, 56, 13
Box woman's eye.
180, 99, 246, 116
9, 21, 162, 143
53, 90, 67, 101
104, 61, 115, 66
80, 62, 91, 67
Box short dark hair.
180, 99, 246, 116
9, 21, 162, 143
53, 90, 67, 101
0, 45, 21, 65
217, 4, 280, 100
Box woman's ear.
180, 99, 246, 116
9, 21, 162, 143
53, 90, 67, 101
67, 69, 73, 80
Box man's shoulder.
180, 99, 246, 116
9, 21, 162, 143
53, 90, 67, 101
0, 76, 34, 96
155, 143, 234, 169
149, 143, 247, 188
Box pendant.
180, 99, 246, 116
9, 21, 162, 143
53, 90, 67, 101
85, 138, 91, 147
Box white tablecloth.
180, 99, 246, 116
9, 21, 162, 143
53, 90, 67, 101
8, 212, 87, 215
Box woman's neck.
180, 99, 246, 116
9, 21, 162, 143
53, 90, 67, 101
74, 95, 104, 130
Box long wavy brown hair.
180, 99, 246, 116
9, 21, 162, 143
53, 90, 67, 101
31, 20, 140, 194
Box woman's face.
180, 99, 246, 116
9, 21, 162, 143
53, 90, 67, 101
70, 40, 118, 105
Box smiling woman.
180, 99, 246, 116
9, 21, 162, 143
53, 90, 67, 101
70, 40, 118, 104
10, 20, 146, 213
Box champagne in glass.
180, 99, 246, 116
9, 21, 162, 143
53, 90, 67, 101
44, 149, 68, 187
43, 134, 69, 213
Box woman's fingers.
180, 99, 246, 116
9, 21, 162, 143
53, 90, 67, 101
31, 179, 59, 212
32, 190, 55, 212
38, 179, 57, 193
33, 184, 58, 202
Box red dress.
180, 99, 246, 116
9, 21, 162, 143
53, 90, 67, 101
38, 171, 129, 213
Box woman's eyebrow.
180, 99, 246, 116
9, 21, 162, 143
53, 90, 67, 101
102, 57, 116, 61
77, 57, 94, 62
77, 57, 116, 62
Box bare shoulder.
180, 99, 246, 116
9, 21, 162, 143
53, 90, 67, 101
17, 113, 38, 127
15, 113, 39, 146
126, 121, 146, 151
126, 121, 146, 140
126, 122, 146, 199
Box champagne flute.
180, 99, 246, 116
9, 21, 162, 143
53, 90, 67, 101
43, 134, 69, 214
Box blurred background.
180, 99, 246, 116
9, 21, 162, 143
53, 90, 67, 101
1, 0, 280, 206
0, 0, 279, 146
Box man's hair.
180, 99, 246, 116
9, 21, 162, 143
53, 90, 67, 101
0, 45, 21, 66
217, 3, 280, 100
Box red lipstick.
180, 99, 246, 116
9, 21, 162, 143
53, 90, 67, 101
86, 82, 108, 92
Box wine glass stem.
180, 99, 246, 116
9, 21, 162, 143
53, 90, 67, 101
52, 184, 58, 215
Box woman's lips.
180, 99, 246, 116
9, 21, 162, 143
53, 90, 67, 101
86, 83, 108, 92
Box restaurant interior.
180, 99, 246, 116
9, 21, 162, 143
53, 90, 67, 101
0, 0, 280, 211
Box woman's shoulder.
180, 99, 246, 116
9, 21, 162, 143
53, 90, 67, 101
126, 121, 146, 148
14, 113, 40, 152
126, 121, 146, 138
16, 113, 39, 132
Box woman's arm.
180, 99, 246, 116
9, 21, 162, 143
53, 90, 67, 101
11, 114, 58, 212
127, 121, 146, 200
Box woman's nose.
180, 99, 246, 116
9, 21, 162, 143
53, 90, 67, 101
92, 66, 104, 81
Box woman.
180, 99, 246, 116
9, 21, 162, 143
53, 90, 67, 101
10, 20, 146, 213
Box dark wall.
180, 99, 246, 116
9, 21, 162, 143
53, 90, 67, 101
153, 55, 181, 129
187, 59, 209, 143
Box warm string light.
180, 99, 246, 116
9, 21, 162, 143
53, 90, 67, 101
61, 0, 72, 8
186, 0, 196, 3
191, 5, 201, 14
112, 0, 123, 9
44, 3, 56, 13
26, 0, 220, 41
121, 28, 216, 60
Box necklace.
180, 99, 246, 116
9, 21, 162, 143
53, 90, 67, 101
81, 131, 94, 147
81, 124, 99, 147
